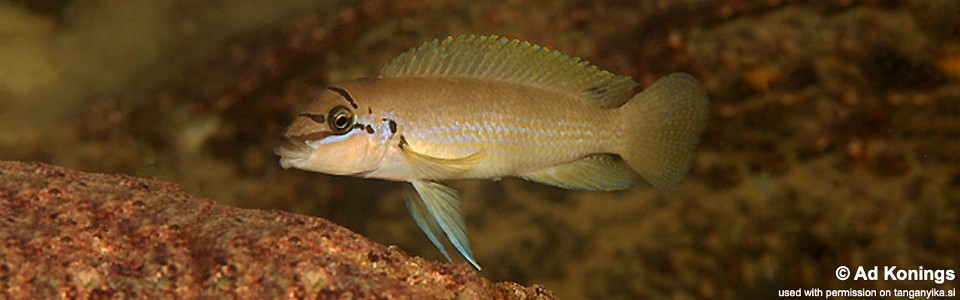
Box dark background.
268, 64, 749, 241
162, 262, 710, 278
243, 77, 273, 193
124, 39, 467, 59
1, 0, 957, 298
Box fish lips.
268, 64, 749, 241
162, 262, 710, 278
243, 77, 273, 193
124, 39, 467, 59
274, 137, 311, 169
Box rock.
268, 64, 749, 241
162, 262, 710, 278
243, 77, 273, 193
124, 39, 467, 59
0, 161, 555, 299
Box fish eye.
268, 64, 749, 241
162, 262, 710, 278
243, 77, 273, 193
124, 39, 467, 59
328, 105, 354, 134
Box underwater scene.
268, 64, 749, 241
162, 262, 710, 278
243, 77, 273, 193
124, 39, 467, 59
1, 0, 957, 298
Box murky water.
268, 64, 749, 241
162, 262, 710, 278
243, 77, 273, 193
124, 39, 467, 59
1, 0, 957, 298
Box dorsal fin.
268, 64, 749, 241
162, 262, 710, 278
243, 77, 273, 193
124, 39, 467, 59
380, 34, 638, 108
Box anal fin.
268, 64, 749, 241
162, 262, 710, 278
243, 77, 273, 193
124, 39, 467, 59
405, 180, 481, 270
519, 154, 637, 191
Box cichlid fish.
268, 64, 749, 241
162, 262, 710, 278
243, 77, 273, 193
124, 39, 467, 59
275, 34, 709, 270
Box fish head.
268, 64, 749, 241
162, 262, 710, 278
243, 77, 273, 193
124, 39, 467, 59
275, 87, 386, 176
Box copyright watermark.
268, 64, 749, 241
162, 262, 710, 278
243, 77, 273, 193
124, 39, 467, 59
836, 266, 851, 280
836, 266, 955, 284
778, 266, 957, 298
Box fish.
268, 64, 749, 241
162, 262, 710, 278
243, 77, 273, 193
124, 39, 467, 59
275, 34, 709, 270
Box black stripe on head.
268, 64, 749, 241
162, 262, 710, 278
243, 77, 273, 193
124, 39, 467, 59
298, 112, 325, 123
328, 87, 359, 109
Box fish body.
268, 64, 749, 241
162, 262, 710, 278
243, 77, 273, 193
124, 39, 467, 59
275, 35, 709, 270
329, 77, 618, 181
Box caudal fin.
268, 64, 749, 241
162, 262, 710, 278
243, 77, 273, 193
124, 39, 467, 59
619, 73, 708, 189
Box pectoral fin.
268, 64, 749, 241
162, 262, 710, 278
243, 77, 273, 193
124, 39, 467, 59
400, 136, 483, 179
519, 154, 638, 191
406, 180, 481, 270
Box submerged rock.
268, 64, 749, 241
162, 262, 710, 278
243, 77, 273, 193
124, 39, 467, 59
0, 161, 555, 299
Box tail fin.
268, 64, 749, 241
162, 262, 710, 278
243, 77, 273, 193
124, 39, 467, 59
619, 73, 708, 189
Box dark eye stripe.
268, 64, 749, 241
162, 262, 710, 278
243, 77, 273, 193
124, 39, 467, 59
298, 113, 325, 123
292, 131, 330, 142
328, 87, 359, 109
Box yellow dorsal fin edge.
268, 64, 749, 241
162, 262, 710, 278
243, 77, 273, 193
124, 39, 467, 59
380, 34, 638, 108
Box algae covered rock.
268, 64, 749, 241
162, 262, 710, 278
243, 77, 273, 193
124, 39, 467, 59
0, 161, 555, 299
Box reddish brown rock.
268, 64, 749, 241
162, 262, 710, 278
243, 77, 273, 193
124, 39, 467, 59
0, 161, 555, 299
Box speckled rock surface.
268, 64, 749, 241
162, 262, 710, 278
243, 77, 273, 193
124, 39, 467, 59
0, 161, 555, 299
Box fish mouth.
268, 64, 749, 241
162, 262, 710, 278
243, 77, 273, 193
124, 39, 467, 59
274, 137, 311, 169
